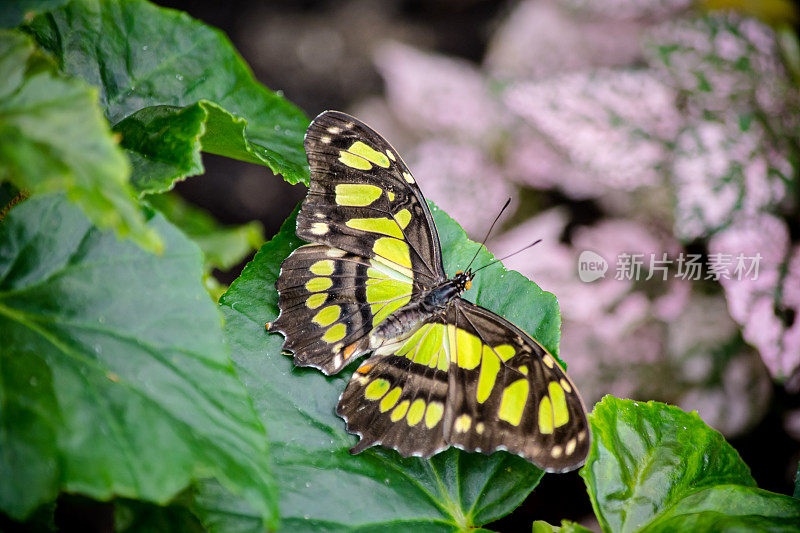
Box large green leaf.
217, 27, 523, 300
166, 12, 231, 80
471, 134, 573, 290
0, 194, 276, 527
581, 397, 800, 532
147, 193, 264, 273
211, 202, 563, 531
115, 100, 309, 195
114, 104, 205, 195
25, 0, 310, 188
643, 485, 800, 532
147, 193, 264, 301
0, 30, 160, 252
532, 520, 593, 533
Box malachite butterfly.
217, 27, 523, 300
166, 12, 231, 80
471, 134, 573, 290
268, 111, 590, 472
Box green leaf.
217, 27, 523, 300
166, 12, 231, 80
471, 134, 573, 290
0, 1, 69, 29
147, 193, 264, 272
116, 100, 308, 195
209, 201, 562, 531
581, 397, 800, 533
643, 485, 800, 532
532, 520, 593, 533
0, 30, 160, 252
114, 104, 206, 195
0, 194, 276, 527
25, 0, 310, 187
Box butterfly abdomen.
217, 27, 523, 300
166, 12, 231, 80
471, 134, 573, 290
373, 301, 433, 340
373, 282, 460, 340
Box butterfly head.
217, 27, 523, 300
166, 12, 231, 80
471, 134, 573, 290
453, 270, 474, 292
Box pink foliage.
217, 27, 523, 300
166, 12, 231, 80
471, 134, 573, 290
491, 214, 716, 409
671, 116, 791, 239
407, 140, 513, 237
645, 14, 792, 118
484, 1, 645, 80
709, 214, 800, 379
505, 71, 681, 197
558, 0, 693, 20
374, 42, 505, 142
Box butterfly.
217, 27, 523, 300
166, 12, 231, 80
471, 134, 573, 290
267, 111, 590, 472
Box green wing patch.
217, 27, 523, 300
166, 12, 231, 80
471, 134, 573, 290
269, 244, 413, 375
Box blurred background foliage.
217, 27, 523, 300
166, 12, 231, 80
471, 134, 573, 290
153, 1, 800, 520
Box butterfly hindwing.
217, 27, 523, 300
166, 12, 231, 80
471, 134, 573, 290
335, 300, 590, 471
337, 352, 449, 457
442, 300, 590, 472
300, 111, 445, 292
269, 243, 414, 374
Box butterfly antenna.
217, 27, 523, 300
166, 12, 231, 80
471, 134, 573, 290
465, 197, 512, 273
471, 239, 543, 274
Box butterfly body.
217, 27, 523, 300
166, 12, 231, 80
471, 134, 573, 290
373, 271, 471, 340
268, 110, 590, 472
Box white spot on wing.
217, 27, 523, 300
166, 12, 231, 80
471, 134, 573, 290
565, 438, 577, 455
310, 222, 329, 235
326, 248, 346, 257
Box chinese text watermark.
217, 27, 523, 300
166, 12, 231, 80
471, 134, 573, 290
578, 252, 762, 282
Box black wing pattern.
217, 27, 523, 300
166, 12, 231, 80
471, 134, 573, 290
299, 111, 445, 290
270, 111, 445, 373
442, 299, 589, 472
335, 299, 590, 472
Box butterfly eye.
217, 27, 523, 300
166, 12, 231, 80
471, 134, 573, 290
465, 280, 472, 290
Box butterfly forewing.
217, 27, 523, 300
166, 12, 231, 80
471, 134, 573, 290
300, 111, 445, 293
